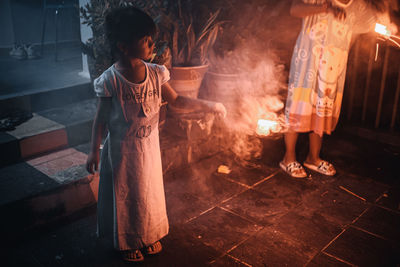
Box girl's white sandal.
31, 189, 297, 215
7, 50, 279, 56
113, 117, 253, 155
146, 241, 162, 255
121, 249, 144, 262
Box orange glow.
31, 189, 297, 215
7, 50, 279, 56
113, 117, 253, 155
256, 119, 279, 136
375, 23, 391, 37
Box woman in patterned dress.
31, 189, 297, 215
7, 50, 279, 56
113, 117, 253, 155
281, 0, 390, 178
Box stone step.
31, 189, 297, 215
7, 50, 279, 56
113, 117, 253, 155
0, 71, 93, 113
0, 98, 97, 167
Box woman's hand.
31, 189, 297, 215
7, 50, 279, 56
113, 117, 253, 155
86, 151, 99, 174
389, 22, 398, 35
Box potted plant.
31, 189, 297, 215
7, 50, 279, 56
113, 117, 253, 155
156, 0, 221, 105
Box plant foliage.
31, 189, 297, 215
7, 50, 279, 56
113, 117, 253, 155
158, 0, 221, 66
80, 0, 221, 77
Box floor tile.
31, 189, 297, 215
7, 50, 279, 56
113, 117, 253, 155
144, 227, 222, 266
301, 187, 368, 226
253, 172, 319, 205
19, 215, 121, 267
325, 227, 400, 266
217, 161, 277, 187
273, 210, 342, 250
229, 226, 317, 267
307, 252, 352, 267
221, 189, 295, 226
377, 186, 400, 211
183, 207, 262, 253
210, 254, 251, 267
353, 206, 400, 242
165, 191, 211, 225
332, 173, 389, 203
164, 164, 246, 207
324, 133, 400, 184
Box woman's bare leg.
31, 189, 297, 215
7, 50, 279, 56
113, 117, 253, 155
283, 131, 299, 164
282, 131, 307, 177
305, 132, 336, 175
306, 132, 322, 164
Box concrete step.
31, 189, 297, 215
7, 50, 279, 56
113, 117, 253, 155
0, 98, 96, 167
0, 80, 94, 113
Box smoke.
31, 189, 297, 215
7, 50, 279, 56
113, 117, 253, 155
206, 38, 288, 165
192, 0, 295, 165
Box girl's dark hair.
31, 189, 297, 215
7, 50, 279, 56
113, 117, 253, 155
105, 6, 157, 55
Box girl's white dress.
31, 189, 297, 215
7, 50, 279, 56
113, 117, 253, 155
285, 0, 387, 136
94, 62, 169, 250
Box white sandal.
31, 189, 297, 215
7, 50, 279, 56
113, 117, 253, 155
303, 160, 336, 176
146, 241, 162, 255
279, 161, 307, 178
121, 249, 144, 262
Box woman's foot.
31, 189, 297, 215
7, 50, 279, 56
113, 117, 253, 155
146, 241, 162, 255
303, 159, 336, 176
279, 160, 307, 178
121, 249, 144, 262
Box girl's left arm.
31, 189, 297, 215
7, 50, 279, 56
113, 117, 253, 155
161, 82, 227, 118
86, 97, 111, 174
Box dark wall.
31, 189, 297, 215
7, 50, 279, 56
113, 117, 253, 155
6, 0, 81, 46
194, 0, 302, 69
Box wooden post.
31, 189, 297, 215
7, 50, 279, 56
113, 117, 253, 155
347, 38, 360, 121
362, 42, 375, 123
375, 45, 390, 128
390, 66, 400, 130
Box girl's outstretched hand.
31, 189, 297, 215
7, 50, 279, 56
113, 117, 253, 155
210, 102, 227, 118
86, 152, 99, 174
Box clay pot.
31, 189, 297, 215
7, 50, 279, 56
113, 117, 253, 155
169, 65, 209, 98
168, 64, 209, 113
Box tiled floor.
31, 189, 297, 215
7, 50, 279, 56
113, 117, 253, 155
4, 131, 400, 266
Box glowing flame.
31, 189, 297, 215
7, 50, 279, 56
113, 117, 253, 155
375, 23, 391, 37
256, 119, 279, 136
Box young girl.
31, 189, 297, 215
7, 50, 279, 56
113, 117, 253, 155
281, 0, 392, 178
85, 7, 226, 262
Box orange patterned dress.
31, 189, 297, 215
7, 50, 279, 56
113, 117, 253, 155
285, 0, 384, 136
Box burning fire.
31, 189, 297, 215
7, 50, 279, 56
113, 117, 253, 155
375, 23, 391, 37
256, 119, 280, 136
